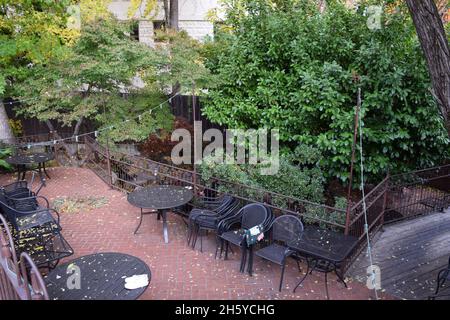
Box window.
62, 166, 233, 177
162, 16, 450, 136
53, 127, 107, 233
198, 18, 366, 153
153, 21, 166, 35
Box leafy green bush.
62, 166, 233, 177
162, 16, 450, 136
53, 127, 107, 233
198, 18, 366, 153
202, 0, 449, 183
197, 147, 326, 207
196, 149, 355, 228
0, 145, 12, 171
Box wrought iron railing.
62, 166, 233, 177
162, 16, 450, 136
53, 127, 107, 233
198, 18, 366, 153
385, 164, 450, 223
84, 136, 347, 231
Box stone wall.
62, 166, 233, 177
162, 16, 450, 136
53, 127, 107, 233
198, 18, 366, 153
108, 0, 217, 42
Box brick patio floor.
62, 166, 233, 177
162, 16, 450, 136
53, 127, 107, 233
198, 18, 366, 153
1, 167, 391, 300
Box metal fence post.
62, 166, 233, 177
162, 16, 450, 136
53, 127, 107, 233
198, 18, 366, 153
105, 135, 113, 188
380, 172, 390, 228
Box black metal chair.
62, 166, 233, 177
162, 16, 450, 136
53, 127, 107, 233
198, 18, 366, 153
255, 215, 304, 291
0, 191, 60, 236
434, 256, 450, 297
0, 213, 50, 300
1, 170, 46, 197
218, 203, 274, 275
0, 195, 72, 271
188, 195, 240, 251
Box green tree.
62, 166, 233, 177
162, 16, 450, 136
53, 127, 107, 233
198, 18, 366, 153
0, 0, 75, 141
154, 30, 214, 93
14, 17, 173, 163
405, 0, 450, 134
202, 0, 449, 182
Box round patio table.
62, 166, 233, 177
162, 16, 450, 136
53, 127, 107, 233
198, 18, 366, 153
44, 253, 151, 300
6, 152, 54, 181
128, 185, 193, 243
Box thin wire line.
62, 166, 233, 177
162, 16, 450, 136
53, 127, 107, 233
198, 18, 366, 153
357, 88, 379, 300
9, 92, 181, 147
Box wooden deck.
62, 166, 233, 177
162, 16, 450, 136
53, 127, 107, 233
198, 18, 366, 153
348, 208, 450, 300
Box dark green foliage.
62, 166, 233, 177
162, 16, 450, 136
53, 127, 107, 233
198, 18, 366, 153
13, 18, 172, 142
198, 149, 326, 206
0, 144, 12, 171
202, 0, 450, 183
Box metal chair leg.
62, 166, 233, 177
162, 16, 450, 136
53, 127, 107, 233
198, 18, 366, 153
279, 260, 287, 292
247, 246, 254, 276
240, 246, 247, 273
192, 226, 199, 249
296, 259, 302, 273
134, 210, 144, 234
335, 268, 348, 288
224, 242, 229, 260
187, 220, 193, 245
214, 236, 220, 259
294, 259, 312, 293
435, 269, 449, 295
325, 271, 330, 300
219, 238, 224, 259
200, 229, 203, 252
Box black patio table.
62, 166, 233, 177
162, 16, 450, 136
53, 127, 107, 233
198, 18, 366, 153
6, 152, 54, 181
127, 185, 193, 243
44, 252, 151, 300
287, 226, 358, 299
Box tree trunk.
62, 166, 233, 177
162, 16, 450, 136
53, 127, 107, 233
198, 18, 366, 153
169, 0, 179, 30
163, 0, 170, 27
405, 0, 450, 135
0, 100, 15, 144
45, 120, 82, 166
73, 116, 84, 136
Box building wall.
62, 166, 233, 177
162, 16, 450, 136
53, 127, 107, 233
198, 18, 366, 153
108, 0, 217, 42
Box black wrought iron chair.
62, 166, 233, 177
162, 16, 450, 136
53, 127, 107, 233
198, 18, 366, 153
0, 191, 60, 236
255, 215, 304, 291
433, 256, 450, 298
0, 213, 49, 300
188, 195, 240, 251
218, 203, 274, 275
1, 175, 45, 198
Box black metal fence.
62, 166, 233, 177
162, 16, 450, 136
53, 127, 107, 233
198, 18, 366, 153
385, 165, 450, 223
84, 135, 347, 231
84, 136, 399, 272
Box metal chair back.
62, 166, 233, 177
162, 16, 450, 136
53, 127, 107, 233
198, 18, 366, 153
271, 214, 304, 244
0, 213, 49, 300
241, 203, 272, 230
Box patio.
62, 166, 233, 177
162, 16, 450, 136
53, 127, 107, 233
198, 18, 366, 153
0, 167, 386, 300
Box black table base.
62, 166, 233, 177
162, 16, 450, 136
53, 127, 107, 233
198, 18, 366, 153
128, 185, 193, 244
7, 152, 54, 182
134, 208, 170, 243
16, 162, 51, 182
293, 257, 347, 300
287, 226, 358, 300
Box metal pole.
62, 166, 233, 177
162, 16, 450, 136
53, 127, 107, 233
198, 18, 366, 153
105, 133, 113, 188
380, 171, 389, 228
192, 82, 198, 194
102, 103, 113, 188
344, 87, 361, 235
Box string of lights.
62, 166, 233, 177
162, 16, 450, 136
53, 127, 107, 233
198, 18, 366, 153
3, 96, 43, 105
9, 92, 181, 148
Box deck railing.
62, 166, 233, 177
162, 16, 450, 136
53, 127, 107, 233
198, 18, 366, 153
84, 136, 347, 231
385, 164, 450, 223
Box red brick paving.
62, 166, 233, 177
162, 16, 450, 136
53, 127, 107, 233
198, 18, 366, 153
0, 167, 390, 300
